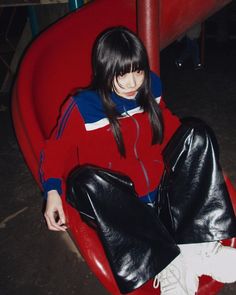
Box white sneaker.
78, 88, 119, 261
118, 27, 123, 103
153, 254, 198, 294
179, 242, 236, 283
198, 242, 236, 283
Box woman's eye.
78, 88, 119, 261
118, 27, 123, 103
118, 73, 127, 79
136, 70, 143, 75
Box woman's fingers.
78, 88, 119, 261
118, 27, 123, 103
57, 206, 67, 228
45, 190, 67, 231
44, 208, 66, 231
44, 212, 62, 231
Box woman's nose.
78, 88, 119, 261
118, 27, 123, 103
127, 73, 136, 88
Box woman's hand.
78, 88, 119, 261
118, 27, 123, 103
44, 190, 67, 231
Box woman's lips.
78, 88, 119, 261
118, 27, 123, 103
125, 91, 137, 97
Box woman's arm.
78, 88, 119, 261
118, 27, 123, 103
39, 96, 84, 231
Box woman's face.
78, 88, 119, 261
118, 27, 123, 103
113, 70, 144, 99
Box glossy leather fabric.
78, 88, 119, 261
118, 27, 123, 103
66, 118, 236, 293
159, 118, 236, 244
66, 165, 179, 294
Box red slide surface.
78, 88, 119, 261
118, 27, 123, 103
12, 0, 235, 294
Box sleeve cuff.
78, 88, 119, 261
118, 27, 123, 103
42, 178, 62, 200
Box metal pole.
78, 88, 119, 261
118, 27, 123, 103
137, 0, 160, 74
200, 22, 205, 66
68, 0, 84, 11
27, 6, 39, 37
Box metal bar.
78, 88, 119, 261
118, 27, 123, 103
137, 0, 160, 74
68, 0, 83, 11
27, 5, 39, 36
0, 0, 68, 7
200, 22, 205, 66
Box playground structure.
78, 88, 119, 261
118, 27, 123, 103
11, 0, 235, 294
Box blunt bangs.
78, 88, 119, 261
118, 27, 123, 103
92, 27, 150, 91
112, 40, 148, 78
113, 52, 146, 77
101, 28, 149, 85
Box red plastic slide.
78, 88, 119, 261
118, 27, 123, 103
12, 0, 235, 294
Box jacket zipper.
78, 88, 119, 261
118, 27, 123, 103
124, 109, 154, 206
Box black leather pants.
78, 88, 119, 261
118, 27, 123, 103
158, 118, 236, 244
66, 118, 236, 294
66, 165, 180, 294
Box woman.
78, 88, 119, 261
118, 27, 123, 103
40, 26, 236, 294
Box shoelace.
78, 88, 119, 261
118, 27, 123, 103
201, 241, 222, 258
153, 264, 190, 294
153, 273, 160, 289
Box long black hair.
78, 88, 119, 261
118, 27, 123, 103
91, 26, 163, 157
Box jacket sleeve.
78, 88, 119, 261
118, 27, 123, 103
39, 96, 84, 199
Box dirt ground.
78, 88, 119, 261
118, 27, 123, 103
0, 38, 236, 294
